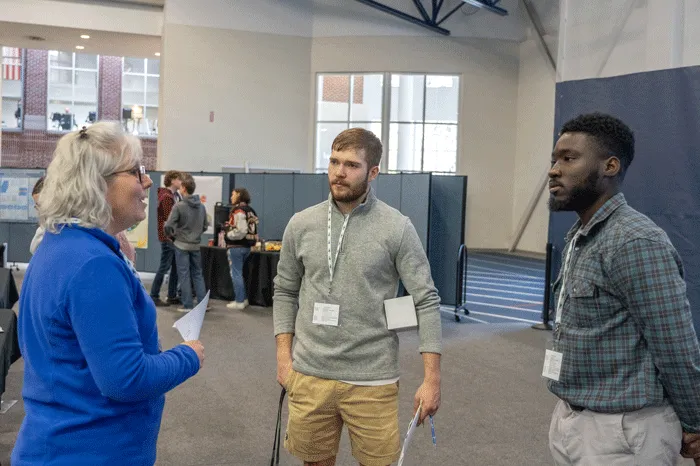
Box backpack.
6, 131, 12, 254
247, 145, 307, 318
223, 205, 259, 247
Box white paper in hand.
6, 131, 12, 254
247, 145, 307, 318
172, 291, 209, 341
397, 401, 422, 466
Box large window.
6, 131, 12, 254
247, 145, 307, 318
315, 74, 383, 171
1, 47, 23, 130
47, 51, 99, 131
122, 57, 159, 137
314, 73, 459, 173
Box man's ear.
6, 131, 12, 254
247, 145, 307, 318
368, 165, 380, 182
603, 156, 621, 178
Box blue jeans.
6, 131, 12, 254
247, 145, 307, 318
227, 247, 250, 303
150, 241, 179, 300
174, 247, 207, 309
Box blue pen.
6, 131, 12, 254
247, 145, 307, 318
429, 415, 436, 448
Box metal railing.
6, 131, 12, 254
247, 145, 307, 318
453, 244, 470, 322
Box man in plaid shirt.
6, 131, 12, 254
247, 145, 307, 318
546, 113, 700, 465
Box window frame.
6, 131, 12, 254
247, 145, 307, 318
1, 47, 26, 132
46, 51, 100, 133
121, 57, 160, 138
313, 72, 460, 174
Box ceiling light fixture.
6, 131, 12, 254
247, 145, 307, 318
75, 45, 85, 50
155, 52, 161, 56
80, 35, 90, 39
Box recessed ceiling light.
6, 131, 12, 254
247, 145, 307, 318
155, 52, 161, 56
75, 45, 85, 50
80, 35, 90, 39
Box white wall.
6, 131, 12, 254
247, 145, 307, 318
511, 29, 555, 254
158, 24, 312, 172
312, 36, 520, 250
0, 0, 162, 36
558, 0, 700, 82
165, 0, 313, 36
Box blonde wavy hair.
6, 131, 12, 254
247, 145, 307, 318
39, 122, 142, 233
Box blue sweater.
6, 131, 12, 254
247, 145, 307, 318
12, 226, 200, 465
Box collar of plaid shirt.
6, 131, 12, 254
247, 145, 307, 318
564, 192, 627, 242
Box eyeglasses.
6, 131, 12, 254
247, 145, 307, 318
110, 165, 146, 184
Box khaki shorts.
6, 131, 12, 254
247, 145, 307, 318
284, 370, 400, 466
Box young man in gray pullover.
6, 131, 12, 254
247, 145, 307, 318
273, 128, 442, 466
164, 174, 208, 312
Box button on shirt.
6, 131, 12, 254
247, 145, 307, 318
549, 193, 700, 432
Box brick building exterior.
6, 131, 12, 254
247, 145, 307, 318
1, 49, 157, 169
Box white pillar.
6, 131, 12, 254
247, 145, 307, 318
396, 75, 417, 171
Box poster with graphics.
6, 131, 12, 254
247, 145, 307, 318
192, 176, 223, 234
0, 169, 45, 222
125, 196, 149, 249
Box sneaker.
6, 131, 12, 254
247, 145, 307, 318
151, 297, 168, 307
166, 297, 182, 305
175, 308, 191, 313
226, 301, 246, 310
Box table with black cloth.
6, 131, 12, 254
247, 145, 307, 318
0, 268, 19, 310
0, 308, 21, 402
200, 246, 281, 307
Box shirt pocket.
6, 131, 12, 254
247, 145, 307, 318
568, 277, 620, 327
567, 278, 599, 327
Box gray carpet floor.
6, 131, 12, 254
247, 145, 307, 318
1, 272, 693, 465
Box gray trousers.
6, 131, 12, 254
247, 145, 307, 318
549, 399, 685, 465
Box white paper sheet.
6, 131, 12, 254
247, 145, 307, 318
172, 291, 209, 341
397, 401, 422, 466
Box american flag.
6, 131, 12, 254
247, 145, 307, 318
2, 47, 22, 81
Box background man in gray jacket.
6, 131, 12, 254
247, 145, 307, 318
164, 174, 208, 313
273, 128, 442, 466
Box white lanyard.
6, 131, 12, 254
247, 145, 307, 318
327, 201, 350, 287
555, 232, 581, 324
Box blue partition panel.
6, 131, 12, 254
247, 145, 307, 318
8, 223, 36, 264
143, 171, 162, 273
375, 174, 402, 211
263, 174, 295, 241
400, 173, 431, 251
294, 174, 326, 212
429, 175, 467, 306
322, 175, 331, 200
0, 223, 10, 261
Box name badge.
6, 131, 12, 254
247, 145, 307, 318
542, 349, 563, 381
313, 303, 340, 326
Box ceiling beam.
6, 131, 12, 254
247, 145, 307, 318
355, 0, 451, 35
460, 0, 508, 16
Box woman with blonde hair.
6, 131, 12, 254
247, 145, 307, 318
12, 122, 204, 465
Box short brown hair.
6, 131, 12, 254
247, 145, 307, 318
234, 188, 251, 204
163, 170, 181, 187
181, 174, 196, 195
331, 127, 383, 169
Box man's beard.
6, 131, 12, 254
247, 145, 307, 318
330, 175, 369, 204
548, 171, 601, 213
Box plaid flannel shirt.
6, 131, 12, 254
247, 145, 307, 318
548, 193, 700, 432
